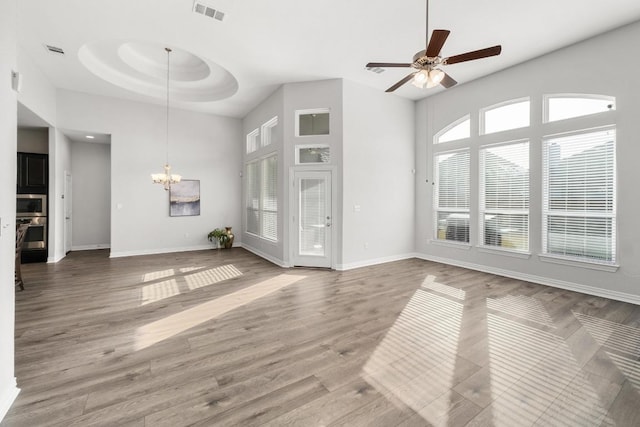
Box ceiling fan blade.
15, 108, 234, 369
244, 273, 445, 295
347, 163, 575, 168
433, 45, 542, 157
440, 73, 457, 88
366, 62, 412, 68
426, 29, 450, 57
385, 73, 416, 92
445, 45, 502, 65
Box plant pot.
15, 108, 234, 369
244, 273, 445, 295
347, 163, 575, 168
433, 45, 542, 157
224, 227, 234, 249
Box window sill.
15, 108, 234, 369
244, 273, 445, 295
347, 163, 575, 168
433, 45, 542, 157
478, 246, 531, 259
428, 239, 472, 250
538, 254, 619, 272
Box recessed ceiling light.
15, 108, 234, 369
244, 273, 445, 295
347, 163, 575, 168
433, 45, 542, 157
86, 135, 95, 139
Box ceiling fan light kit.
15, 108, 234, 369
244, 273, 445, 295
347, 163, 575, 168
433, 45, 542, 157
366, 0, 502, 93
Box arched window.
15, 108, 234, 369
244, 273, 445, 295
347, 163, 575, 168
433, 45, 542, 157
480, 98, 530, 135
434, 115, 470, 144
544, 94, 615, 123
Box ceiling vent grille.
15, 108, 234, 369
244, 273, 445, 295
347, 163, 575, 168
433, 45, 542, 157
366, 66, 385, 74
44, 44, 65, 55
193, 1, 225, 21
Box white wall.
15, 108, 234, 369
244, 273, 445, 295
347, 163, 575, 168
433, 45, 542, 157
56, 90, 243, 257
0, 0, 19, 420
17, 128, 48, 153
16, 46, 56, 126
341, 80, 415, 269
48, 129, 71, 262
71, 141, 111, 250
415, 21, 640, 302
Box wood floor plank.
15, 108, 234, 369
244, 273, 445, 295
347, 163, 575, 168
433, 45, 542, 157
3, 248, 640, 426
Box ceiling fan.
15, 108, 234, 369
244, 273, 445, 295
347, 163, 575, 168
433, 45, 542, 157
366, 0, 502, 92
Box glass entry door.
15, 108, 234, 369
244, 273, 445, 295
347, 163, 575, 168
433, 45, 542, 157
292, 170, 332, 268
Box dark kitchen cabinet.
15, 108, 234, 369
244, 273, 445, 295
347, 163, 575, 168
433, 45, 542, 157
17, 152, 48, 194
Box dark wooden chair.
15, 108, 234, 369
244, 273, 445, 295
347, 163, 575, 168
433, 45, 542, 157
15, 223, 29, 291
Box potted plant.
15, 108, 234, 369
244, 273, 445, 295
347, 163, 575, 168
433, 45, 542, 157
207, 227, 234, 249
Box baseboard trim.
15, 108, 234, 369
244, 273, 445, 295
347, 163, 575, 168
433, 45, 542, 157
110, 244, 213, 259
0, 379, 20, 422
415, 253, 640, 305
71, 244, 111, 251
47, 254, 65, 264
336, 253, 416, 271
239, 243, 288, 268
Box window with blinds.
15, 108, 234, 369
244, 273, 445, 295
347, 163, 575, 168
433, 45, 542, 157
479, 141, 530, 251
542, 127, 616, 263
246, 154, 278, 241
434, 150, 470, 243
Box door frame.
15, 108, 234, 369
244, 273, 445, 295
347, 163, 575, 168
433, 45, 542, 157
289, 165, 337, 269
63, 171, 72, 255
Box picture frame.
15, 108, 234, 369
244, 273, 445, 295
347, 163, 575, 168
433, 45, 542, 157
169, 179, 200, 217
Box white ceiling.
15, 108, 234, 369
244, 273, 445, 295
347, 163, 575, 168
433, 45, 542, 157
17, 0, 640, 119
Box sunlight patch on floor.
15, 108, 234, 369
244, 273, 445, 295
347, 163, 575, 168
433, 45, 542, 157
134, 273, 306, 351
139, 264, 243, 306
363, 277, 465, 427
185, 264, 243, 290
141, 279, 180, 306
142, 269, 175, 282
486, 313, 611, 426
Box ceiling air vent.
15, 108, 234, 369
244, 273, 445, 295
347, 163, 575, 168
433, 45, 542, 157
193, 1, 225, 22
366, 66, 385, 74
44, 44, 65, 55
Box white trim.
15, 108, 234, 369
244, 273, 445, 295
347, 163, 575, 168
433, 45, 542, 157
428, 239, 472, 250
336, 253, 416, 271
109, 244, 213, 259
47, 254, 65, 263
415, 253, 639, 305
0, 379, 20, 422
239, 242, 288, 268
478, 246, 531, 259
71, 243, 111, 251
538, 254, 619, 272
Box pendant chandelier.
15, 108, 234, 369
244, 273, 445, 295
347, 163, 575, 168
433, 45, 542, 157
151, 47, 182, 190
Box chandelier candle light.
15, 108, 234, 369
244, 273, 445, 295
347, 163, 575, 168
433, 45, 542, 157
151, 47, 182, 190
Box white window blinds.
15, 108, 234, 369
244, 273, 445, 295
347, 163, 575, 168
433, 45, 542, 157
246, 154, 278, 241
479, 141, 530, 251
542, 128, 616, 262
435, 150, 470, 243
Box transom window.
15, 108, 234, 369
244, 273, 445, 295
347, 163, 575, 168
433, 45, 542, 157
545, 94, 615, 123
434, 115, 470, 144
246, 129, 259, 154
480, 98, 530, 135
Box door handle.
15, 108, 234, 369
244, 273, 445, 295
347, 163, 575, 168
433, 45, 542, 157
326, 222, 331, 227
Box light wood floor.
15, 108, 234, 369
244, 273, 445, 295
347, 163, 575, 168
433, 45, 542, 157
4, 248, 640, 426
